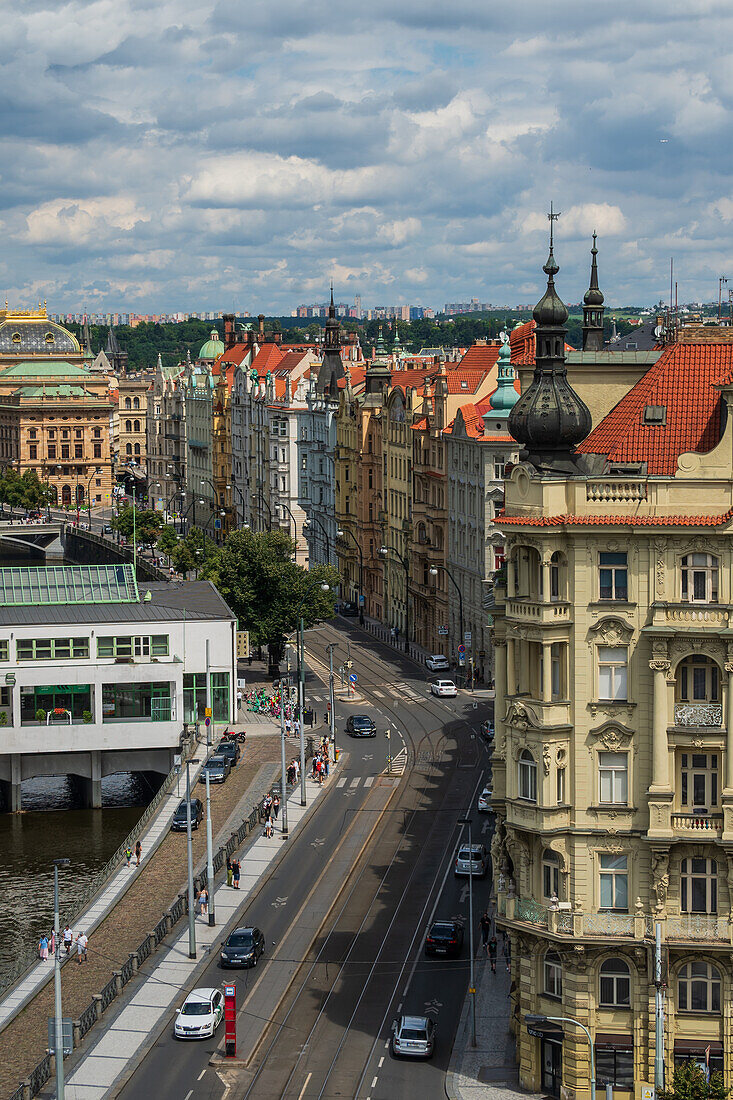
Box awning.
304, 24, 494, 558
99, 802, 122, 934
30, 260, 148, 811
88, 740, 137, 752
527, 1022, 564, 1041
595, 1034, 633, 1052
674, 1040, 723, 1056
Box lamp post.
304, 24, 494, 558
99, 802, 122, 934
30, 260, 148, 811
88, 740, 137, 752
204, 643, 216, 929
77, 465, 102, 527
294, 582, 331, 803
226, 481, 246, 531
337, 526, 363, 608
257, 486, 273, 532
185, 758, 199, 958
430, 564, 465, 685
326, 642, 337, 759
52, 857, 71, 1100
458, 816, 477, 1047
379, 545, 410, 653
525, 1014, 595, 1100
304, 516, 331, 567
279, 680, 289, 838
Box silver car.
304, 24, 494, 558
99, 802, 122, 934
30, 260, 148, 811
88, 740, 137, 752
391, 1014, 435, 1059
454, 842, 489, 877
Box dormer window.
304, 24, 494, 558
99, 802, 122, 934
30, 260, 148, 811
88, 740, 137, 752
643, 405, 666, 425
45, 332, 55, 344
11, 331, 20, 343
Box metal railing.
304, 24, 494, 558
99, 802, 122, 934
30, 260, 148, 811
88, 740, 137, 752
674, 702, 723, 727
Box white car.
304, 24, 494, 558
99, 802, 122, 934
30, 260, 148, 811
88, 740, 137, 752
425, 654, 450, 672
454, 843, 489, 878
431, 679, 457, 697
391, 1014, 435, 1059
478, 786, 492, 812
174, 987, 224, 1039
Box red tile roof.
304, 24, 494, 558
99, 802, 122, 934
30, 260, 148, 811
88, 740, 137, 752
250, 344, 285, 375
274, 350, 310, 375
578, 342, 733, 475
458, 343, 500, 372
497, 509, 733, 528
510, 321, 535, 364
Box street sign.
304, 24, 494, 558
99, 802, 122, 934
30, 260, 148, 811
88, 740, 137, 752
458, 644, 466, 655
174, 754, 182, 768
359, 594, 365, 606
464, 632, 472, 643
205, 717, 211, 727
224, 985, 237, 1057
459, 657, 465, 666
641, 1088, 656, 1100
438, 627, 448, 635
205, 707, 212, 718
349, 673, 358, 684
527, 1026, 545, 1039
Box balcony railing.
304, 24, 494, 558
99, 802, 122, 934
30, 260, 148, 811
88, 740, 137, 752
501, 897, 732, 943
505, 599, 572, 625
666, 914, 729, 941
586, 479, 647, 503
672, 813, 723, 835
674, 702, 723, 726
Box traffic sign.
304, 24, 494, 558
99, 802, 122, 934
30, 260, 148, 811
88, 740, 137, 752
438, 626, 448, 635
458, 644, 466, 655
349, 673, 358, 684
205, 717, 211, 727
205, 707, 212, 718
464, 632, 472, 643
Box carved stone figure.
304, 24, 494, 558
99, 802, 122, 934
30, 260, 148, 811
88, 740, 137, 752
651, 850, 670, 912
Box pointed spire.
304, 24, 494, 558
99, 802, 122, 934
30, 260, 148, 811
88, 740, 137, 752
582, 231, 605, 351
375, 325, 387, 357
317, 281, 344, 396
488, 337, 518, 416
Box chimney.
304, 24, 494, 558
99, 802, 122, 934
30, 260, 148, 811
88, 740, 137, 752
223, 314, 236, 349
258, 314, 265, 339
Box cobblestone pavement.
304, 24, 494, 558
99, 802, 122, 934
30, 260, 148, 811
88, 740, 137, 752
0, 735, 281, 1098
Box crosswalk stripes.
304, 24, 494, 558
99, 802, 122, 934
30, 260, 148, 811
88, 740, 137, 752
336, 774, 382, 791
385, 747, 407, 776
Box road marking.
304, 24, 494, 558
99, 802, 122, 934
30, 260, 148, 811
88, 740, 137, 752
459, 884, 469, 903
378, 1056, 384, 1068
371, 1077, 378, 1088
336, 777, 347, 787
198, 1068, 207, 1080
364, 776, 374, 787
424, 997, 442, 1015
297, 1071, 312, 1100
350, 777, 360, 788
310, 836, 325, 848
397, 1002, 402, 1013
184, 1091, 193, 1100
272, 895, 289, 908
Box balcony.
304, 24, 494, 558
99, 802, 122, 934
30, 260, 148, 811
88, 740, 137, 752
499, 897, 732, 944
666, 914, 729, 942
586, 479, 647, 503
651, 603, 729, 629
506, 599, 572, 626
671, 812, 723, 836
674, 702, 723, 727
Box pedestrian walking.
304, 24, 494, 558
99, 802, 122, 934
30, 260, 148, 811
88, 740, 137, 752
265, 815, 274, 838
232, 859, 240, 889
488, 936, 497, 973
237, 688, 243, 712
135, 840, 142, 866
63, 925, 73, 955
480, 910, 492, 950
200, 888, 209, 917
39, 935, 49, 961
285, 716, 292, 737
76, 931, 88, 964
272, 794, 280, 819
226, 855, 233, 887
294, 718, 300, 739
49, 929, 55, 956
125, 845, 133, 868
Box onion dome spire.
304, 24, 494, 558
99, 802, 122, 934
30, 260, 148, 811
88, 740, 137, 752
508, 206, 591, 467
488, 336, 518, 416
582, 232, 605, 351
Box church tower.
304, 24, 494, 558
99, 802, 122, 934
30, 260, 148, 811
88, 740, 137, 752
316, 285, 345, 397
581, 232, 605, 351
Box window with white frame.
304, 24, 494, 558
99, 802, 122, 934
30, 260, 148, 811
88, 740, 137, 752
556, 767, 565, 804
681, 858, 717, 914
599, 752, 628, 804
542, 850, 560, 900
681, 553, 718, 603
518, 750, 537, 802
677, 658, 719, 706
599, 957, 631, 1007
599, 852, 628, 910
493, 455, 505, 480
543, 951, 562, 998
599, 552, 628, 600
598, 647, 628, 701
678, 961, 721, 1013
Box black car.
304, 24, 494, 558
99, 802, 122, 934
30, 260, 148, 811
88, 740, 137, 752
340, 602, 359, 617
346, 714, 376, 737
425, 919, 464, 957
171, 798, 204, 831
220, 926, 266, 969
216, 740, 240, 766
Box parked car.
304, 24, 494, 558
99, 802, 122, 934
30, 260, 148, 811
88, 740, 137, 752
391, 1014, 435, 1059
217, 739, 241, 766
479, 720, 494, 743
346, 714, 377, 737
430, 679, 457, 697
425, 654, 449, 672
477, 786, 493, 813
340, 602, 359, 617
174, 987, 224, 1039
219, 926, 266, 968
454, 842, 489, 877
200, 755, 230, 783
102, 523, 113, 535
171, 798, 203, 831
425, 919, 464, 957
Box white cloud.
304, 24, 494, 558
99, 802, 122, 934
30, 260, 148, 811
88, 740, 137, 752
25, 197, 150, 245
377, 217, 421, 245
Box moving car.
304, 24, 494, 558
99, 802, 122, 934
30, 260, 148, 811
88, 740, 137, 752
170, 798, 203, 831
425, 654, 450, 672
217, 739, 241, 766
425, 919, 464, 957
174, 987, 224, 1039
477, 786, 492, 813
479, 720, 494, 743
220, 926, 266, 968
454, 842, 489, 877
430, 679, 457, 697
391, 1014, 435, 1059
340, 602, 359, 617
200, 755, 230, 783
102, 524, 113, 534
346, 714, 377, 737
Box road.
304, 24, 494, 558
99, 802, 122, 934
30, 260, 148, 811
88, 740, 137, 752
114, 620, 494, 1100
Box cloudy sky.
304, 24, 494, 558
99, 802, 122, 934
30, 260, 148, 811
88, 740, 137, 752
3, 0, 733, 313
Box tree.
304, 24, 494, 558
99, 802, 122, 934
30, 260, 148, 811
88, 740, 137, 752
200, 529, 339, 671
112, 506, 163, 549
660, 1060, 729, 1100
172, 541, 196, 577
0, 468, 50, 511
157, 524, 179, 563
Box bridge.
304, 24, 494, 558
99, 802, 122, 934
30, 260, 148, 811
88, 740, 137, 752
0, 521, 64, 561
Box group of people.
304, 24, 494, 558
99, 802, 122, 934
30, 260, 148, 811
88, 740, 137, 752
311, 738, 331, 784
39, 926, 88, 964
125, 840, 142, 868
226, 855, 242, 888
480, 909, 510, 974
260, 790, 282, 837
286, 757, 300, 786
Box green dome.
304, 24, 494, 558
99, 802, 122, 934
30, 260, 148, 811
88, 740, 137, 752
198, 329, 224, 360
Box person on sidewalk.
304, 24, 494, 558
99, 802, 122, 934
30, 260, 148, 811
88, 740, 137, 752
226, 855, 233, 887
480, 910, 492, 951
39, 935, 49, 961
488, 936, 498, 974
135, 840, 142, 867
237, 688, 243, 712
76, 932, 88, 964
265, 814, 274, 838
49, 929, 55, 956
272, 794, 280, 819
232, 859, 240, 889
200, 888, 208, 917
63, 925, 73, 955
503, 937, 511, 973
125, 846, 132, 868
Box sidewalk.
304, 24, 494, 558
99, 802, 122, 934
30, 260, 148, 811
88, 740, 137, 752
447, 951, 537, 1100
60, 766, 336, 1099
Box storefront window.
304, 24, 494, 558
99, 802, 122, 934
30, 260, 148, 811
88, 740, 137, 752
184, 673, 206, 723
102, 682, 172, 722
20, 684, 91, 723
212, 672, 230, 721
596, 1048, 634, 1089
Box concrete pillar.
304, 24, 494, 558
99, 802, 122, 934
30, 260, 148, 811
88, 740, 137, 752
542, 642, 553, 703
494, 640, 506, 736
650, 661, 670, 789
0, 753, 22, 812
76, 751, 102, 809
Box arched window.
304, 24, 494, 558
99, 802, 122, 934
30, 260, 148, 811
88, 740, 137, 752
126, 443, 132, 456
678, 961, 721, 1013
133, 397, 140, 410
550, 551, 563, 601
544, 951, 562, 998
61, 484, 71, 506
125, 419, 132, 433
681, 553, 718, 603
134, 443, 141, 456
124, 397, 131, 410
133, 420, 140, 433
518, 750, 537, 802
600, 958, 631, 1006
76, 485, 84, 503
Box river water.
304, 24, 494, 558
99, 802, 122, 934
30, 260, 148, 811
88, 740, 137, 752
0, 550, 157, 990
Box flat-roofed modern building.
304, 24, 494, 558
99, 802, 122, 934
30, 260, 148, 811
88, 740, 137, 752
0, 564, 236, 811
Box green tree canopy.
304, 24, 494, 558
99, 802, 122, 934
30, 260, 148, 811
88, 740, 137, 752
157, 524, 179, 561
0, 468, 50, 510
200, 529, 338, 663
112, 506, 163, 549
660, 1060, 729, 1100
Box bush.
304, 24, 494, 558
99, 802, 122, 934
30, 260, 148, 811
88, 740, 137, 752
35, 708, 47, 724
82, 710, 93, 724
0, 711, 7, 727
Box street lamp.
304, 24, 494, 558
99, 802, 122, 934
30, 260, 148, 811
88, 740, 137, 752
337, 526, 363, 608
78, 465, 102, 528
326, 642, 337, 758
185, 759, 200, 958
458, 817, 477, 1048
379, 545, 410, 653
304, 516, 331, 567
294, 582, 331, 803
430, 564, 466, 686
52, 857, 71, 1100
525, 1014, 595, 1100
